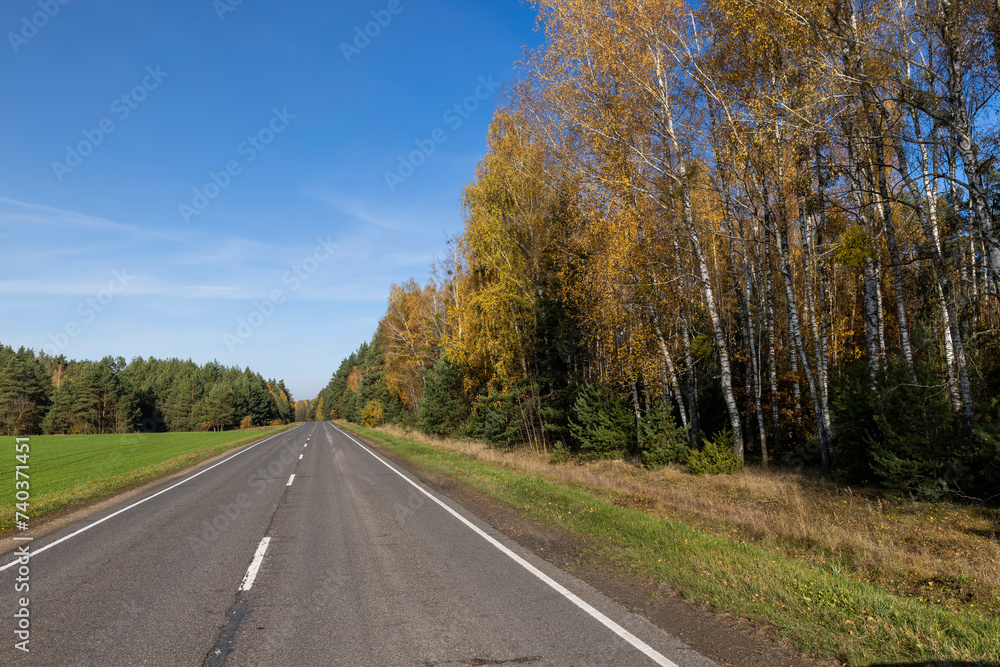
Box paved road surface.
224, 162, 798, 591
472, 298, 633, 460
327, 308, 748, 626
1, 423, 718, 666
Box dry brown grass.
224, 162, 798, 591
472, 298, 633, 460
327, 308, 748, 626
378, 424, 1000, 615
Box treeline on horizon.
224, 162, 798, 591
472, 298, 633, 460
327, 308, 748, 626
0, 343, 294, 435
313, 0, 1000, 500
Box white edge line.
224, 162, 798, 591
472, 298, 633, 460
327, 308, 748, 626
0, 425, 302, 572
239, 536, 271, 591
286, 474, 295, 486
330, 424, 678, 667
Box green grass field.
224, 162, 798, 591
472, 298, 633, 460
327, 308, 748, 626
338, 422, 1000, 666
2, 425, 294, 531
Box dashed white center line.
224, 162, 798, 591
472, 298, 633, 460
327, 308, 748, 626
240, 537, 271, 591
0, 425, 302, 573
286, 474, 295, 486
299, 454, 303, 460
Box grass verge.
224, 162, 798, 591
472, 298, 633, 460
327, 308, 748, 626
1, 425, 294, 531
339, 421, 1000, 666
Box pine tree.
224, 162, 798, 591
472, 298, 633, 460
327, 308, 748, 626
418, 356, 469, 436
193, 383, 235, 431
0, 346, 52, 435
639, 401, 690, 468
568, 383, 634, 460
42, 379, 77, 434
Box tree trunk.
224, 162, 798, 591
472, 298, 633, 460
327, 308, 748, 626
811, 144, 833, 442
800, 202, 833, 457
763, 220, 782, 455
746, 269, 767, 466
682, 319, 700, 442
875, 263, 888, 362
863, 256, 882, 382
731, 234, 767, 464
869, 141, 916, 381
630, 371, 643, 448
654, 322, 689, 430
941, 0, 1000, 288
685, 204, 744, 459
777, 214, 832, 472
659, 93, 744, 458
892, 107, 975, 421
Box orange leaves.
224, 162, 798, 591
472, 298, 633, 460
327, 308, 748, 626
345, 367, 362, 394
456, 110, 560, 393
381, 278, 450, 410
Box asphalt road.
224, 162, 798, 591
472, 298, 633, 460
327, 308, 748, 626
1, 423, 718, 666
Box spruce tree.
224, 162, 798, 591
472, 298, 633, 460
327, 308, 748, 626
418, 356, 469, 436
568, 383, 633, 459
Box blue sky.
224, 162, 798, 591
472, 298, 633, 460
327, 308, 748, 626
0, 0, 542, 401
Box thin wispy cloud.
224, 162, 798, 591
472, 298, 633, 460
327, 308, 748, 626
310, 190, 439, 234
0, 196, 179, 241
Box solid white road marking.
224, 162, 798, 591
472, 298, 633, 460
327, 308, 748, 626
286, 474, 295, 486
240, 537, 271, 591
332, 424, 678, 667
0, 426, 302, 572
